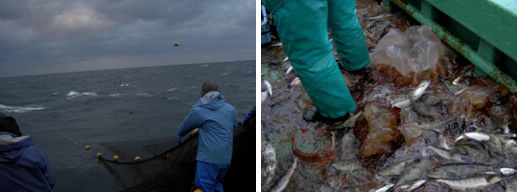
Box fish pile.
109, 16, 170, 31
261, 0, 517, 191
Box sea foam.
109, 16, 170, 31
0, 104, 45, 113
66, 91, 98, 99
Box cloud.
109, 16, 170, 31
50, 3, 113, 31
0, 0, 255, 77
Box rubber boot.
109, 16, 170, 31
264, 0, 357, 118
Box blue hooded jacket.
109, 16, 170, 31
0, 131, 55, 192
177, 91, 238, 165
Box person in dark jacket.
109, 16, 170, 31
177, 81, 238, 192
0, 113, 55, 192
241, 106, 256, 125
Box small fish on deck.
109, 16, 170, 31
455, 132, 490, 143
271, 42, 283, 47
281, 56, 289, 64
269, 158, 298, 192
407, 179, 426, 191
410, 80, 430, 102
378, 158, 419, 177
427, 163, 495, 179
285, 65, 294, 75
328, 111, 364, 130
374, 184, 394, 192
435, 174, 502, 190
289, 77, 301, 88
262, 143, 277, 187
342, 111, 363, 128
428, 146, 471, 163
331, 160, 363, 173
452, 76, 461, 85
264, 80, 273, 96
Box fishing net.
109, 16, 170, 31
98, 115, 256, 192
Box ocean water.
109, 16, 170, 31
0, 60, 255, 191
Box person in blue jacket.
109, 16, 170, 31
177, 81, 238, 192
0, 113, 55, 192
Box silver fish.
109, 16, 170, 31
504, 139, 517, 152
341, 111, 363, 128
281, 56, 289, 64
452, 76, 461, 85
427, 163, 495, 179
331, 131, 337, 151
340, 129, 358, 158
420, 117, 456, 131
488, 134, 517, 152
374, 184, 394, 192
262, 143, 277, 187
439, 134, 452, 150
428, 146, 470, 162
285, 65, 294, 75
394, 179, 426, 192
332, 160, 363, 172
271, 42, 282, 47
396, 184, 410, 191
394, 159, 432, 189
392, 99, 411, 108
289, 77, 301, 88
499, 168, 517, 176
503, 123, 510, 134
454, 87, 469, 96
455, 132, 490, 142
366, 13, 392, 20
261, 91, 268, 104
378, 158, 418, 176
264, 80, 273, 97
436, 175, 501, 190
407, 179, 426, 191
411, 80, 430, 102
269, 158, 297, 192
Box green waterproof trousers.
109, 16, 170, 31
264, 0, 370, 118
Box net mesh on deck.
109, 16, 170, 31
98, 115, 255, 192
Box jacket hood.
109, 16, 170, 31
195, 91, 226, 110
0, 132, 33, 163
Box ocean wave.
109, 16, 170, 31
164, 97, 181, 102
66, 91, 98, 100
167, 88, 178, 92
0, 104, 45, 113
183, 86, 198, 90
109, 93, 122, 97
136, 93, 156, 97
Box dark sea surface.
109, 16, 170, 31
0, 60, 255, 191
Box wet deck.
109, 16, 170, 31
261, 0, 517, 191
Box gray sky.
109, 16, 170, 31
0, 0, 255, 77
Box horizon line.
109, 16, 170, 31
0, 59, 255, 79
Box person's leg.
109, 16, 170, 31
265, 0, 357, 118
195, 161, 218, 192
214, 164, 230, 192
328, 0, 370, 71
